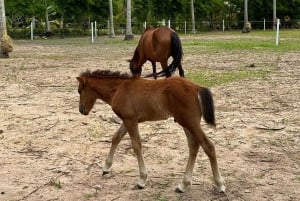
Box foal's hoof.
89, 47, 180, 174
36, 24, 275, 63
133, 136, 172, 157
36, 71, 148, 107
102, 166, 112, 175
216, 184, 226, 193
136, 180, 146, 189
215, 177, 226, 193
102, 169, 111, 176
102, 171, 110, 176
175, 187, 184, 193
175, 185, 185, 193
136, 184, 145, 189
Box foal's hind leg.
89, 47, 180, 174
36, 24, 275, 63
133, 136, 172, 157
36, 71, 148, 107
190, 126, 226, 192
185, 125, 226, 192
176, 128, 199, 193
103, 123, 127, 174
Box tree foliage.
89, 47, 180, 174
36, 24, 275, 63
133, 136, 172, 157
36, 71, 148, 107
4, 0, 300, 35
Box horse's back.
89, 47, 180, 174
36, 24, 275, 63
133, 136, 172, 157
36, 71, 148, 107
142, 27, 173, 62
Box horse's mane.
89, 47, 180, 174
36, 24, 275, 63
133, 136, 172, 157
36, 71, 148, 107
80, 69, 132, 79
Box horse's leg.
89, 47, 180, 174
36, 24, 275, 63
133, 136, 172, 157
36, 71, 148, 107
160, 61, 171, 77
176, 128, 200, 193
151, 61, 157, 79
123, 120, 147, 188
189, 126, 226, 192
103, 123, 127, 174
178, 63, 185, 77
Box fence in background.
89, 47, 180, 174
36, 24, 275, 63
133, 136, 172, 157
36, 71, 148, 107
8, 19, 300, 39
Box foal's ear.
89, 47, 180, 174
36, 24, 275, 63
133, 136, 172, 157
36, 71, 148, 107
76, 77, 82, 83
76, 77, 86, 85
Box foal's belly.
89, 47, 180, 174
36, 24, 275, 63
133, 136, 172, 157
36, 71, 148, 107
138, 104, 171, 122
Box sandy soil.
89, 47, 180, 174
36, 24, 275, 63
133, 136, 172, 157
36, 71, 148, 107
0, 35, 299, 201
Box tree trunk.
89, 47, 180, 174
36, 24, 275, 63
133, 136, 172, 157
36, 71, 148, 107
0, 0, 7, 37
273, 0, 276, 30
242, 0, 251, 33
45, 6, 51, 33
124, 0, 134, 40
191, 0, 196, 34
0, 0, 13, 58
109, 0, 115, 38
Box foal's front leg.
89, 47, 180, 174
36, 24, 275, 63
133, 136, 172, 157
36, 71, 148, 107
103, 123, 127, 174
123, 120, 147, 189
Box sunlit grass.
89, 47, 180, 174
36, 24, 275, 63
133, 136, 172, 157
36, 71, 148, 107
186, 68, 272, 87
13, 30, 299, 87
183, 30, 300, 52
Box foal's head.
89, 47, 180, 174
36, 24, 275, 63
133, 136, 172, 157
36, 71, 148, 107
76, 77, 97, 115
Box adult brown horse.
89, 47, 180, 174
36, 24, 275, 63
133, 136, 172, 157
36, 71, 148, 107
128, 27, 185, 79
76, 69, 225, 193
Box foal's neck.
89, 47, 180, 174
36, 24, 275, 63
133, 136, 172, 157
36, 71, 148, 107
89, 78, 122, 105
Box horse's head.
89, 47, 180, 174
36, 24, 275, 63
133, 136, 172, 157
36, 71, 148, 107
76, 77, 97, 115
127, 59, 142, 76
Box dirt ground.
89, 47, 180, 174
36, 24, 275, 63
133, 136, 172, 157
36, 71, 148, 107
0, 35, 299, 201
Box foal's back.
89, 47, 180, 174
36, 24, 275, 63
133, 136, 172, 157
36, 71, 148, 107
111, 77, 201, 124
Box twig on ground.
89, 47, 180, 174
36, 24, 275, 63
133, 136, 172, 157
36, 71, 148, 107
255, 125, 285, 131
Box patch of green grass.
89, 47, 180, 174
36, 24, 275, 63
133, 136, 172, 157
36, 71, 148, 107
183, 30, 300, 52
82, 192, 98, 199
151, 193, 168, 201
50, 179, 62, 189
187, 68, 272, 87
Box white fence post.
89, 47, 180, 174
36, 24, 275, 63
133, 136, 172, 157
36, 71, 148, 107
168, 20, 171, 28
184, 21, 187, 35
276, 19, 280, 46
222, 19, 225, 32
263, 19, 266, 31
94, 21, 97, 38
91, 22, 94, 43
31, 22, 34, 40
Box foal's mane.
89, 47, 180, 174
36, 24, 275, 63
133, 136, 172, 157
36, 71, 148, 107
80, 69, 132, 79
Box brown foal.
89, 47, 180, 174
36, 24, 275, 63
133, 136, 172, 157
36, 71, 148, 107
76, 70, 225, 193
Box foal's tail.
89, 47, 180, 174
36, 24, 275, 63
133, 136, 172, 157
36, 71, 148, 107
199, 88, 216, 127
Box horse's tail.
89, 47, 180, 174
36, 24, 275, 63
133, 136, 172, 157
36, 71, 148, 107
167, 32, 183, 75
198, 87, 216, 127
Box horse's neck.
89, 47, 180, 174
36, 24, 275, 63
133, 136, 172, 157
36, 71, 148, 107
90, 78, 122, 105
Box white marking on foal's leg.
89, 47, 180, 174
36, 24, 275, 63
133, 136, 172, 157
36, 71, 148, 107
175, 175, 192, 193
136, 164, 148, 189
102, 159, 112, 175
102, 124, 127, 175
215, 175, 226, 192
175, 128, 198, 193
